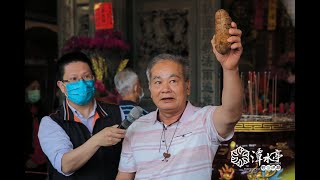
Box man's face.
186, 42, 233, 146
58, 61, 93, 94
149, 60, 190, 113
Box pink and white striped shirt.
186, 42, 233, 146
118, 101, 234, 180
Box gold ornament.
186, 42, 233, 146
117, 59, 129, 73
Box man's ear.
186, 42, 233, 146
133, 83, 139, 93
57, 81, 66, 94
186, 80, 191, 95
149, 84, 152, 98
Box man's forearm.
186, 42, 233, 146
221, 67, 243, 121
61, 136, 100, 174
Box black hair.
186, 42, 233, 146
24, 78, 41, 89
56, 51, 94, 81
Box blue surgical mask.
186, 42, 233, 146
27, 90, 41, 103
65, 80, 95, 106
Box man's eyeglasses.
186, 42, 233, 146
62, 74, 95, 83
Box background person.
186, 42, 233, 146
114, 68, 149, 119
24, 78, 48, 178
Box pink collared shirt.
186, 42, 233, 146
118, 101, 234, 180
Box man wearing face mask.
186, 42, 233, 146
114, 68, 149, 119
38, 51, 126, 180
24, 79, 48, 176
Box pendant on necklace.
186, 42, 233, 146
163, 152, 171, 158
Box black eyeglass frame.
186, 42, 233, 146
61, 74, 95, 83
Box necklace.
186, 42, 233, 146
157, 102, 187, 162
160, 121, 180, 162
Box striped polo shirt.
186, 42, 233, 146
119, 100, 148, 120
118, 101, 234, 180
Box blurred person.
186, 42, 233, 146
24, 79, 48, 173
116, 21, 243, 179
38, 51, 126, 180
114, 68, 148, 119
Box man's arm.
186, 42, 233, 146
39, 117, 125, 175
60, 124, 125, 174
116, 171, 135, 180
39, 116, 100, 175
38, 116, 75, 176
59, 135, 101, 174
211, 22, 243, 138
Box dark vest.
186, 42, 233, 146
48, 101, 122, 180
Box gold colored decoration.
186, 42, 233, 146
279, 163, 295, 180
91, 56, 106, 81
230, 141, 236, 150
267, 0, 277, 30
117, 59, 129, 73
235, 121, 295, 132
218, 164, 235, 180
247, 170, 277, 180
247, 164, 277, 180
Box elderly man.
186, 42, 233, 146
114, 68, 148, 119
116, 21, 243, 180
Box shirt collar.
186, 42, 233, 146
153, 101, 197, 124
119, 100, 137, 106
67, 99, 97, 118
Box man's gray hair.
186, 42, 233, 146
146, 53, 190, 83
114, 68, 139, 97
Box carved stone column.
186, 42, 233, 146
57, 0, 76, 57
198, 0, 221, 106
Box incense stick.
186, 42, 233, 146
266, 71, 270, 107
257, 71, 260, 107
275, 74, 277, 117
264, 71, 267, 111
248, 80, 253, 115
240, 72, 246, 113
272, 76, 274, 116
254, 72, 258, 115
